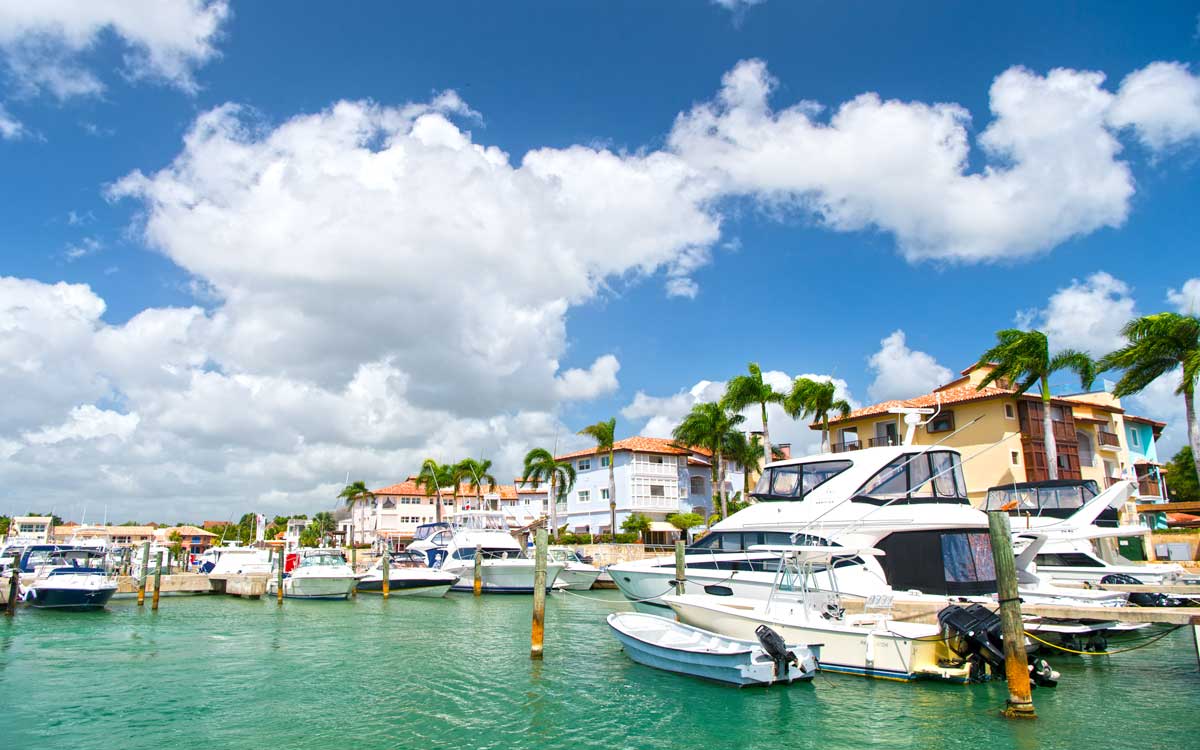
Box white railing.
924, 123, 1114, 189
629, 495, 681, 510
631, 463, 678, 478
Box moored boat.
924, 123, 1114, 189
21, 547, 118, 611
356, 550, 459, 596
607, 612, 819, 686
268, 548, 356, 600
549, 546, 601, 590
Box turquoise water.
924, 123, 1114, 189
1, 592, 1196, 750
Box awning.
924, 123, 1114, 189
648, 521, 679, 533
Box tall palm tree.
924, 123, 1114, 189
416, 459, 453, 523
1100, 312, 1200, 483
785, 377, 852, 453
520, 448, 576, 536
721, 362, 784, 475
976, 329, 1096, 481
725, 430, 778, 497
338, 480, 375, 546
457, 458, 499, 510
578, 417, 618, 537
672, 402, 745, 520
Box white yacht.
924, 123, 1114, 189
268, 548, 356, 600
548, 547, 602, 590
355, 550, 459, 597
196, 545, 273, 576
20, 546, 118, 610
609, 445, 1129, 611
407, 513, 565, 593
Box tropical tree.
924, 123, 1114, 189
785, 377, 853, 453
672, 402, 745, 520
975, 329, 1096, 481
721, 362, 784, 474
621, 512, 652, 542
1165, 446, 1199, 502
311, 511, 337, 537
338, 480, 375, 547
667, 512, 705, 539
1099, 313, 1200, 484
520, 448, 577, 538
724, 431, 782, 497
416, 459, 454, 523
456, 458, 498, 510
578, 417, 618, 538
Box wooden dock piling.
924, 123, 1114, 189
350, 546, 357, 598
531, 528, 547, 660
474, 546, 483, 596
987, 511, 1035, 719
276, 552, 285, 604
5, 551, 18, 616
382, 550, 390, 599
674, 541, 686, 595
151, 551, 164, 611
137, 541, 150, 607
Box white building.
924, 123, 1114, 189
7, 516, 54, 543
554, 437, 745, 539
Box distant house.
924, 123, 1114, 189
154, 526, 219, 556
554, 437, 745, 541
7, 516, 54, 543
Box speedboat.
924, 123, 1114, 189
197, 545, 273, 575
549, 546, 601, 590
407, 512, 565, 593
20, 546, 117, 610
607, 611, 819, 686
268, 548, 356, 600
355, 550, 459, 596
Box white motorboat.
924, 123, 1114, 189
549, 547, 601, 590
20, 546, 117, 611
355, 550, 459, 597
198, 545, 273, 575
268, 548, 356, 600
607, 612, 819, 686
407, 513, 565, 593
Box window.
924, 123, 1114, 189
578, 458, 591, 471
926, 410, 955, 434
601, 455, 610, 467
855, 451, 967, 504
649, 485, 665, 497
578, 490, 590, 503
600, 488, 609, 500
690, 476, 705, 495
1004, 403, 1016, 419
1011, 451, 1020, 465
753, 461, 852, 500
650, 454, 664, 464
1130, 430, 1140, 447
382, 499, 395, 509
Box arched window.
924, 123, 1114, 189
1076, 430, 1095, 468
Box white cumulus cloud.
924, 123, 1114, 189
1167, 278, 1200, 315
1107, 62, 1200, 151
1016, 271, 1137, 357
866, 330, 952, 402
24, 405, 140, 445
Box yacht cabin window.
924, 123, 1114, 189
854, 451, 968, 504
752, 460, 852, 500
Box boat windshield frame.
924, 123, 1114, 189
983, 479, 1100, 515
298, 550, 347, 567
750, 459, 853, 501
449, 512, 511, 532
850, 449, 970, 506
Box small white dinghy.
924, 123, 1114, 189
607, 612, 819, 686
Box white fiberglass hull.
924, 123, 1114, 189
555, 564, 601, 591
356, 569, 459, 597
441, 559, 565, 593
665, 594, 969, 683
270, 573, 356, 600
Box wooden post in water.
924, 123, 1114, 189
987, 511, 1035, 719
350, 544, 357, 598
277, 549, 285, 604
531, 528, 547, 660
674, 540, 686, 595
151, 551, 164, 611
381, 548, 390, 599
473, 545, 483, 596
5, 552, 19, 616
137, 541, 150, 607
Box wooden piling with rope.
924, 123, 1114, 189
531, 529, 547, 660
382, 548, 390, 599
137, 541, 150, 607
151, 551, 164, 611
5, 550, 19, 616
674, 540, 686, 595
987, 511, 1035, 719
276, 550, 285, 604
474, 546, 483, 596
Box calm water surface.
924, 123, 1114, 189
1, 591, 1196, 749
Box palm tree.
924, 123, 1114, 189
1100, 313, 1200, 484
725, 430, 776, 497
457, 458, 498, 510
416, 459, 453, 523
311, 511, 336, 543
976, 329, 1096, 481
721, 362, 784, 475
672, 402, 745, 520
520, 448, 576, 537
785, 377, 852, 453
338, 480, 375, 547
578, 417, 618, 537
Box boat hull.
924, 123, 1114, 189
270, 575, 356, 600
555, 566, 601, 591
443, 560, 565, 593
666, 595, 970, 683
27, 582, 117, 610
356, 572, 459, 597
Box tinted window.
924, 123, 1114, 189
753, 461, 851, 501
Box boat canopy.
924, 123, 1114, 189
983, 480, 1118, 525
413, 522, 451, 541
751, 448, 970, 505
450, 511, 511, 532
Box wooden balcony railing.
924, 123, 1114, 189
1098, 429, 1120, 448
1137, 478, 1161, 497
831, 440, 863, 454
869, 436, 898, 448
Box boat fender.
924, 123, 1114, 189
754, 625, 799, 679
1029, 657, 1059, 688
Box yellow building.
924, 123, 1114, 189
817, 363, 1166, 506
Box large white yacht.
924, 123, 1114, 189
267, 548, 357, 600
407, 512, 565, 593
609, 444, 1129, 610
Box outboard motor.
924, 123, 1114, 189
755, 624, 800, 681
1100, 573, 1170, 607
938, 604, 1005, 675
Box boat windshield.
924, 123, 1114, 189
388, 551, 428, 567
984, 481, 1099, 514
413, 523, 450, 541
752, 460, 852, 501
452, 547, 524, 560
548, 549, 583, 563
853, 450, 968, 505
452, 513, 510, 532
299, 552, 346, 567
688, 531, 829, 553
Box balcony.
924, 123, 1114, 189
1097, 429, 1120, 450
1137, 478, 1161, 497
631, 462, 678, 479
629, 494, 682, 511
831, 439, 863, 454
868, 436, 898, 448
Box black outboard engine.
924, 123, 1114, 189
1100, 573, 1170, 607
938, 604, 1005, 674
755, 624, 798, 680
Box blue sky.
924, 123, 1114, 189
2, 1, 1199, 521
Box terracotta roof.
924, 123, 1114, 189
820, 383, 1018, 428
556, 436, 710, 461
373, 479, 522, 501
1124, 413, 1167, 429
158, 525, 217, 538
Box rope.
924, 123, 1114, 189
552, 585, 678, 605
1023, 625, 1184, 655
